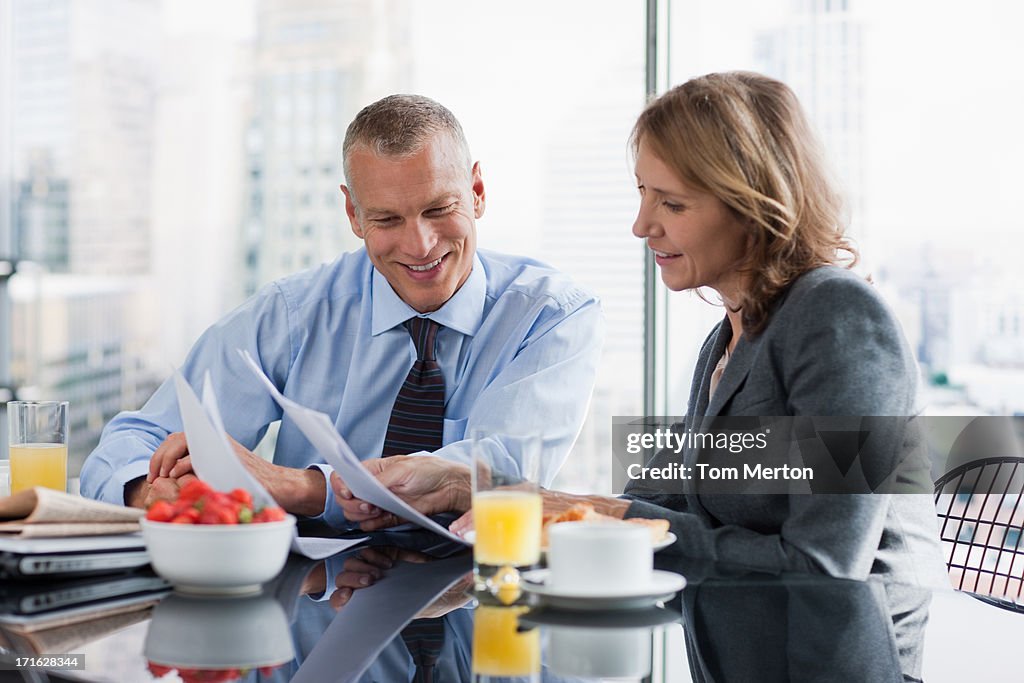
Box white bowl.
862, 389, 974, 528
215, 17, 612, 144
140, 515, 296, 595
144, 592, 294, 670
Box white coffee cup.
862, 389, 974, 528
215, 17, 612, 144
548, 626, 652, 679
547, 522, 652, 594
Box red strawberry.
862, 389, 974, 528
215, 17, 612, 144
178, 479, 213, 504
257, 506, 287, 523
199, 505, 238, 525
228, 488, 253, 507
145, 500, 175, 522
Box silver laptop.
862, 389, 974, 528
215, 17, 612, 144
0, 533, 150, 580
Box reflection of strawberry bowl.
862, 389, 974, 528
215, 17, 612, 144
147, 663, 284, 683
144, 592, 294, 677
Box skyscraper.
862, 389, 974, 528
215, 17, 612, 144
12, 0, 159, 275
755, 0, 865, 240
6, 0, 161, 468
541, 59, 646, 492
240, 0, 412, 297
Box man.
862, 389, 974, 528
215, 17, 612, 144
79, 95, 603, 529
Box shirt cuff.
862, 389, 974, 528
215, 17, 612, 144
306, 549, 361, 602
305, 463, 349, 529
106, 461, 151, 507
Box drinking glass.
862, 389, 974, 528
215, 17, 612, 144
471, 433, 542, 595
8, 401, 69, 494
472, 604, 541, 681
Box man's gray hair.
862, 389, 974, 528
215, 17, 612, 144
342, 94, 472, 185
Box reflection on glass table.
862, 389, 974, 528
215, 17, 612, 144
3, 530, 1017, 682
144, 592, 293, 681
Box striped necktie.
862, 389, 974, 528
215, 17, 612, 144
382, 317, 445, 457
383, 317, 447, 681
399, 616, 446, 683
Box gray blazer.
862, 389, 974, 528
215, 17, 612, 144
623, 266, 946, 675
618, 266, 946, 679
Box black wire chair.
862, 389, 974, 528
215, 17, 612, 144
934, 456, 1024, 613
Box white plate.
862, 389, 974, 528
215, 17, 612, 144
652, 531, 676, 553
520, 569, 686, 610
462, 531, 676, 555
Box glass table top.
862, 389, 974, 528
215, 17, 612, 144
0, 529, 1017, 682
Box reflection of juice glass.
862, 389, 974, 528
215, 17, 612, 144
8, 401, 69, 494
471, 433, 541, 594
472, 605, 540, 678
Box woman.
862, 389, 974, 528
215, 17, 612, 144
572, 70, 944, 581
334, 71, 944, 676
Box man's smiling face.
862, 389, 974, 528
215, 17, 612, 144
342, 133, 485, 313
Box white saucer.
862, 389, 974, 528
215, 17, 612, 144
520, 569, 686, 610
518, 605, 680, 630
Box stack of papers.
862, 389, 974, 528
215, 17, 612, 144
238, 350, 469, 546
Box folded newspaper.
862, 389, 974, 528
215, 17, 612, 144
0, 487, 143, 538
0, 600, 158, 651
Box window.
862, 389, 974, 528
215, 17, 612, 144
660, 0, 1024, 416
0, 1, 645, 488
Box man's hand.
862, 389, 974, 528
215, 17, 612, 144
330, 456, 472, 531
124, 473, 199, 509
144, 432, 327, 516
415, 573, 474, 618
147, 432, 192, 482
328, 547, 431, 609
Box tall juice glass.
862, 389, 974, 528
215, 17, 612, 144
472, 604, 540, 681
471, 433, 542, 595
8, 401, 69, 494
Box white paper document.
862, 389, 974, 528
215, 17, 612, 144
238, 350, 469, 546
172, 371, 366, 560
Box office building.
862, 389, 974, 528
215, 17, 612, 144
5, 0, 161, 466
541, 60, 645, 492
755, 0, 865, 240
8, 273, 159, 469
240, 0, 412, 297
12, 0, 158, 275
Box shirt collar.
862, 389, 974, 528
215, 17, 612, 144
370, 252, 487, 337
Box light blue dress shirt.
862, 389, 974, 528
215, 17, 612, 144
80, 248, 604, 527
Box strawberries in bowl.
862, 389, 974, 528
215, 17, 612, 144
140, 481, 295, 595
144, 480, 286, 525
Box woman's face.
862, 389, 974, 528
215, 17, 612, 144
632, 139, 751, 301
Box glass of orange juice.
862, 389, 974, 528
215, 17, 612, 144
472, 604, 540, 680
8, 401, 69, 494
471, 432, 542, 595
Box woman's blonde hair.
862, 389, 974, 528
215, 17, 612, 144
631, 71, 857, 335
